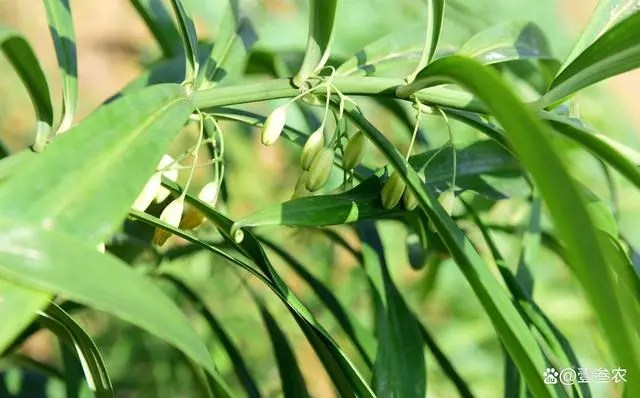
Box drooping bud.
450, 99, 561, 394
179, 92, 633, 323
96, 242, 106, 253
381, 171, 406, 209
306, 148, 334, 192
179, 182, 219, 230
132, 173, 162, 212
438, 190, 456, 216
300, 128, 325, 170
402, 173, 425, 211
153, 197, 184, 246
261, 104, 288, 146
342, 131, 366, 170
155, 154, 179, 203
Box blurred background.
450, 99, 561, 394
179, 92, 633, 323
0, 0, 638, 397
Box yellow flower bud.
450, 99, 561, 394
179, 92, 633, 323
153, 197, 184, 246
306, 148, 334, 192
261, 104, 288, 146
179, 182, 218, 230
155, 154, 179, 203
342, 131, 366, 170
300, 128, 324, 170
132, 173, 161, 212
381, 171, 406, 209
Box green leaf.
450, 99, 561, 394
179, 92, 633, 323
418, 322, 474, 398
536, 11, 640, 109
0, 281, 50, 354
399, 54, 640, 391
259, 237, 375, 368
357, 221, 426, 398
458, 20, 555, 65
561, 0, 640, 70
130, 0, 182, 58
161, 274, 262, 398
232, 139, 524, 231
0, 219, 228, 392
541, 112, 640, 190
170, 0, 199, 83
43, 0, 78, 133
198, 1, 258, 89
0, 84, 193, 246
158, 179, 375, 398
406, 0, 445, 82
336, 25, 423, 77
251, 294, 310, 398
293, 0, 338, 86
40, 303, 113, 397
349, 88, 548, 398
0, 25, 53, 151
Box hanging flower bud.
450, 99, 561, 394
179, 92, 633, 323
155, 154, 179, 203
153, 197, 184, 246
306, 148, 334, 192
300, 128, 325, 170
261, 104, 288, 146
402, 173, 425, 211
342, 131, 366, 170
179, 182, 219, 230
96, 242, 106, 253
403, 189, 418, 211
132, 173, 161, 212
438, 190, 456, 216
381, 171, 406, 209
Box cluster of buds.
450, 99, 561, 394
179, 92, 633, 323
129, 154, 221, 247
381, 171, 426, 212
132, 154, 180, 212
261, 94, 368, 199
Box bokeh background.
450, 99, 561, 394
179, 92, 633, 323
0, 0, 638, 397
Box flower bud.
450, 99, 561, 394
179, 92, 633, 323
96, 242, 106, 253
198, 181, 219, 204
132, 173, 161, 211
180, 182, 218, 230
155, 154, 179, 203
306, 148, 334, 192
261, 105, 288, 146
438, 190, 456, 216
402, 174, 425, 211
381, 171, 406, 209
403, 189, 418, 211
300, 128, 324, 170
153, 197, 184, 246
342, 131, 366, 170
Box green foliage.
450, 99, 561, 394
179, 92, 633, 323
0, 0, 639, 397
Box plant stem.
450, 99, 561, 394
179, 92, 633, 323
192, 77, 486, 113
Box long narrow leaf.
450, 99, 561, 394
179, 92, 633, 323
0, 220, 230, 392
406, 0, 445, 82
536, 11, 640, 109
397, 55, 640, 389
0, 26, 53, 151
170, 0, 199, 83
0, 281, 50, 355
43, 0, 78, 133
130, 0, 182, 58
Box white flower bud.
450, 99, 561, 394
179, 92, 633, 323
198, 181, 219, 204
155, 154, 179, 203
261, 105, 288, 146
96, 242, 106, 253
153, 197, 184, 246
132, 173, 161, 211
